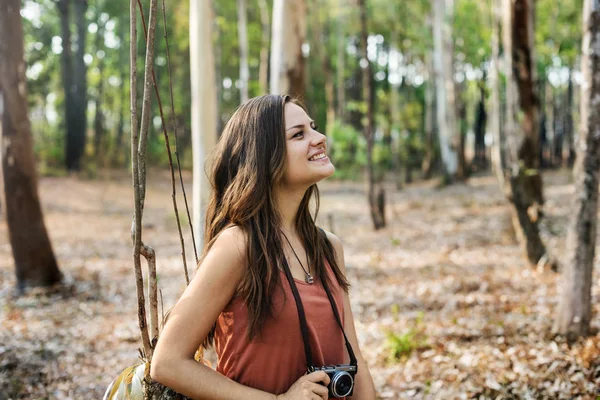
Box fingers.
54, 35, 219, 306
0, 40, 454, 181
304, 371, 331, 387
299, 375, 329, 400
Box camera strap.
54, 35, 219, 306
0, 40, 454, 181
280, 254, 358, 372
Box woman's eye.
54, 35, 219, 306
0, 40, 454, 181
312, 124, 319, 131
293, 131, 304, 138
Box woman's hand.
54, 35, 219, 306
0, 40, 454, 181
276, 371, 331, 400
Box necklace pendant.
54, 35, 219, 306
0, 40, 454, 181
305, 273, 314, 284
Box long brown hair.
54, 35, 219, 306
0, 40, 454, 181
201, 94, 349, 346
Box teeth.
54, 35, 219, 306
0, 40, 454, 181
309, 153, 326, 161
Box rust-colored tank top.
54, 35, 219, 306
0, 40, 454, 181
214, 266, 346, 398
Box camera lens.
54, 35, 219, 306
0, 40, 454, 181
331, 371, 353, 397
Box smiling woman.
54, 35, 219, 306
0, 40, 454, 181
144, 95, 377, 400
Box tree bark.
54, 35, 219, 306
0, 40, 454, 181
237, 0, 250, 103
257, 0, 270, 95
502, 0, 549, 268
0, 0, 62, 290
58, 0, 77, 171
311, 0, 335, 135
513, 0, 540, 170
335, 0, 346, 121
490, 0, 505, 187
473, 74, 487, 171
68, 0, 89, 171
358, 0, 385, 230
433, 0, 458, 182
190, 0, 218, 251
565, 67, 575, 167
422, 49, 436, 179
554, 0, 600, 340
94, 11, 106, 164
270, 0, 306, 97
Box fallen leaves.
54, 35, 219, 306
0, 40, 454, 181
0, 169, 598, 399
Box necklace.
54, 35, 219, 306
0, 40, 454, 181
281, 231, 314, 284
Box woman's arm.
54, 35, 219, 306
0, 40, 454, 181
325, 231, 377, 400
150, 226, 275, 400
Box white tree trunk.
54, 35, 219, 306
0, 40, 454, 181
502, 0, 518, 163
432, 0, 458, 178
237, 0, 249, 103
257, 0, 270, 95
270, 0, 306, 97
490, 0, 505, 187
336, 0, 345, 119
190, 0, 217, 253
554, 0, 600, 340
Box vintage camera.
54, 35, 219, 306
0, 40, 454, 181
313, 364, 357, 398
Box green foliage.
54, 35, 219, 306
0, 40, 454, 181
330, 120, 366, 172
18, 0, 585, 178
386, 312, 429, 362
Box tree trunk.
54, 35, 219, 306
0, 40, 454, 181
237, 0, 249, 103
311, 0, 335, 135
513, 0, 540, 169
565, 67, 575, 167
502, 0, 549, 268
358, 0, 385, 230
94, 12, 106, 165
422, 50, 436, 179
554, 0, 600, 340
58, 0, 76, 171
270, 0, 306, 97
473, 74, 487, 171
490, 0, 505, 186
68, 0, 89, 171
433, 0, 458, 182
456, 78, 468, 179
335, 0, 346, 121
553, 92, 564, 168
257, 0, 270, 95
212, 0, 223, 134
190, 0, 218, 251
545, 77, 555, 168
0, 0, 62, 290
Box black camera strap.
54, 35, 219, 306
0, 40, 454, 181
280, 256, 358, 372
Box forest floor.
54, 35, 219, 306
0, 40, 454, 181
1, 169, 599, 400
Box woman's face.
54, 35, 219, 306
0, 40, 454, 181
282, 102, 335, 187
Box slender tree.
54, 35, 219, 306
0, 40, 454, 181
554, 0, 600, 340
432, 0, 459, 182
358, 0, 385, 230
237, 0, 250, 103
490, 0, 505, 186
190, 0, 218, 251
257, 0, 270, 95
335, 0, 346, 121
0, 0, 62, 290
93, 8, 107, 164
500, 0, 551, 268
270, 0, 306, 97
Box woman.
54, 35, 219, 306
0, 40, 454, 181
151, 95, 376, 400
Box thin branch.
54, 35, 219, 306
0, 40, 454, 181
141, 244, 158, 343
162, 0, 199, 266
137, 0, 192, 283
130, 0, 152, 361
137, 0, 159, 213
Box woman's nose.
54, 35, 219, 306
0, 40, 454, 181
310, 129, 326, 147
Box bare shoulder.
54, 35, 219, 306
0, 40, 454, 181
321, 229, 346, 272
210, 225, 247, 257
193, 225, 248, 284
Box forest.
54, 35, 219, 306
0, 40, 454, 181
0, 0, 599, 398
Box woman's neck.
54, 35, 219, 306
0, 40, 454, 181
274, 185, 307, 233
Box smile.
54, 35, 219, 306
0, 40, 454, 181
309, 153, 327, 161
